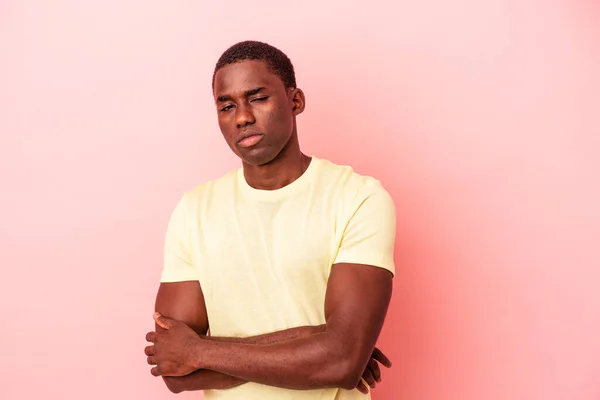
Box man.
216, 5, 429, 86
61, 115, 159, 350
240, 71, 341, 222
144, 40, 397, 399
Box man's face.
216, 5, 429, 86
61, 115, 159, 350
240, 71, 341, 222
213, 60, 303, 166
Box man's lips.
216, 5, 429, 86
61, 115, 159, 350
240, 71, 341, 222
237, 132, 264, 148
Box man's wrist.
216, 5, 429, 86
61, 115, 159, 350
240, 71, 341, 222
189, 336, 208, 370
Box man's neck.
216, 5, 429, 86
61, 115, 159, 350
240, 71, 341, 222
242, 146, 311, 191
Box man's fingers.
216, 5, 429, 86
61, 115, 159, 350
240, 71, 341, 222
151, 365, 162, 377
368, 358, 381, 383
355, 379, 369, 394
362, 367, 377, 388
144, 345, 154, 356
153, 312, 173, 330
147, 356, 157, 365
372, 347, 392, 368
146, 332, 156, 343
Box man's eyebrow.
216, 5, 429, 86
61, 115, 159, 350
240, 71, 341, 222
245, 87, 265, 96
216, 87, 266, 103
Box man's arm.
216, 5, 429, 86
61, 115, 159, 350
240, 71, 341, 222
153, 281, 329, 393
208, 324, 326, 344
153, 281, 239, 393
151, 263, 393, 390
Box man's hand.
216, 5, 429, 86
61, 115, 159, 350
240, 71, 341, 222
145, 312, 202, 377
356, 347, 392, 394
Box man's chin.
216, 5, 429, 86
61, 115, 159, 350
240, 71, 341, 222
239, 151, 276, 167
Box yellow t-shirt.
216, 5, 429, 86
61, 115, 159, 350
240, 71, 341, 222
160, 156, 396, 400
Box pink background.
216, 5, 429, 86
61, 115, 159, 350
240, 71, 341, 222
1, 1, 599, 399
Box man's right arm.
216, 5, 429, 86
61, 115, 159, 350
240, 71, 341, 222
154, 281, 226, 393
154, 281, 326, 393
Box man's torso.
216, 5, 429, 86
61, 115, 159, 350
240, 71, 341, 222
168, 157, 378, 399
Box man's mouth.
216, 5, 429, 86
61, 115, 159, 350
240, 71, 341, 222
237, 133, 264, 148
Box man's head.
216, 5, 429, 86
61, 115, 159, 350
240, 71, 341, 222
212, 41, 305, 166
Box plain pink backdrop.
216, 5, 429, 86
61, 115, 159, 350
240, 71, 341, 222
1, 1, 599, 399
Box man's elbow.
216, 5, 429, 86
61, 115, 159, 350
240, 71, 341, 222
312, 346, 365, 390
335, 359, 364, 390
162, 377, 185, 394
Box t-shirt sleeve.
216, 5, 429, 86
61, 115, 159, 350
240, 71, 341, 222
333, 180, 397, 276
160, 193, 200, 283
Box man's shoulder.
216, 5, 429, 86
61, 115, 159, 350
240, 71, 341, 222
315, 157, 388, 197
181, 168, 240, 203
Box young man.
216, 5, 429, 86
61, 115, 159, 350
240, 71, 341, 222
144, 40, 397, 399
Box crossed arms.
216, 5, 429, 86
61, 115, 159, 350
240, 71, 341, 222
145, 262, 393, 393
145, 180, 397, 393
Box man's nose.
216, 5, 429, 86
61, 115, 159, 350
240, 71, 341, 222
236, 105, 255, 128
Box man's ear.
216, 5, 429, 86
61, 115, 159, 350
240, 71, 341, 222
290, 88, 306, 115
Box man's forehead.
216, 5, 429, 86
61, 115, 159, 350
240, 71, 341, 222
214, 60, 280, 94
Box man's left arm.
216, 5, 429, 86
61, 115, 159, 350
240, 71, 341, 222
147, 180, 396, 391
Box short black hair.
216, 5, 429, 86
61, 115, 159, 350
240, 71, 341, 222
212, 40, 297, 90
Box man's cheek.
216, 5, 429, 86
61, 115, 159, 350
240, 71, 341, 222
266, 109, 291, 129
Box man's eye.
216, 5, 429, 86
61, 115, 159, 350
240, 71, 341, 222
251, 97, 268, 102
220, 105, 234, 112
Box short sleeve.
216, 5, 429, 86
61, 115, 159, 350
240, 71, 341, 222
160, 193, 200, 283
333, 180, 397, 276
